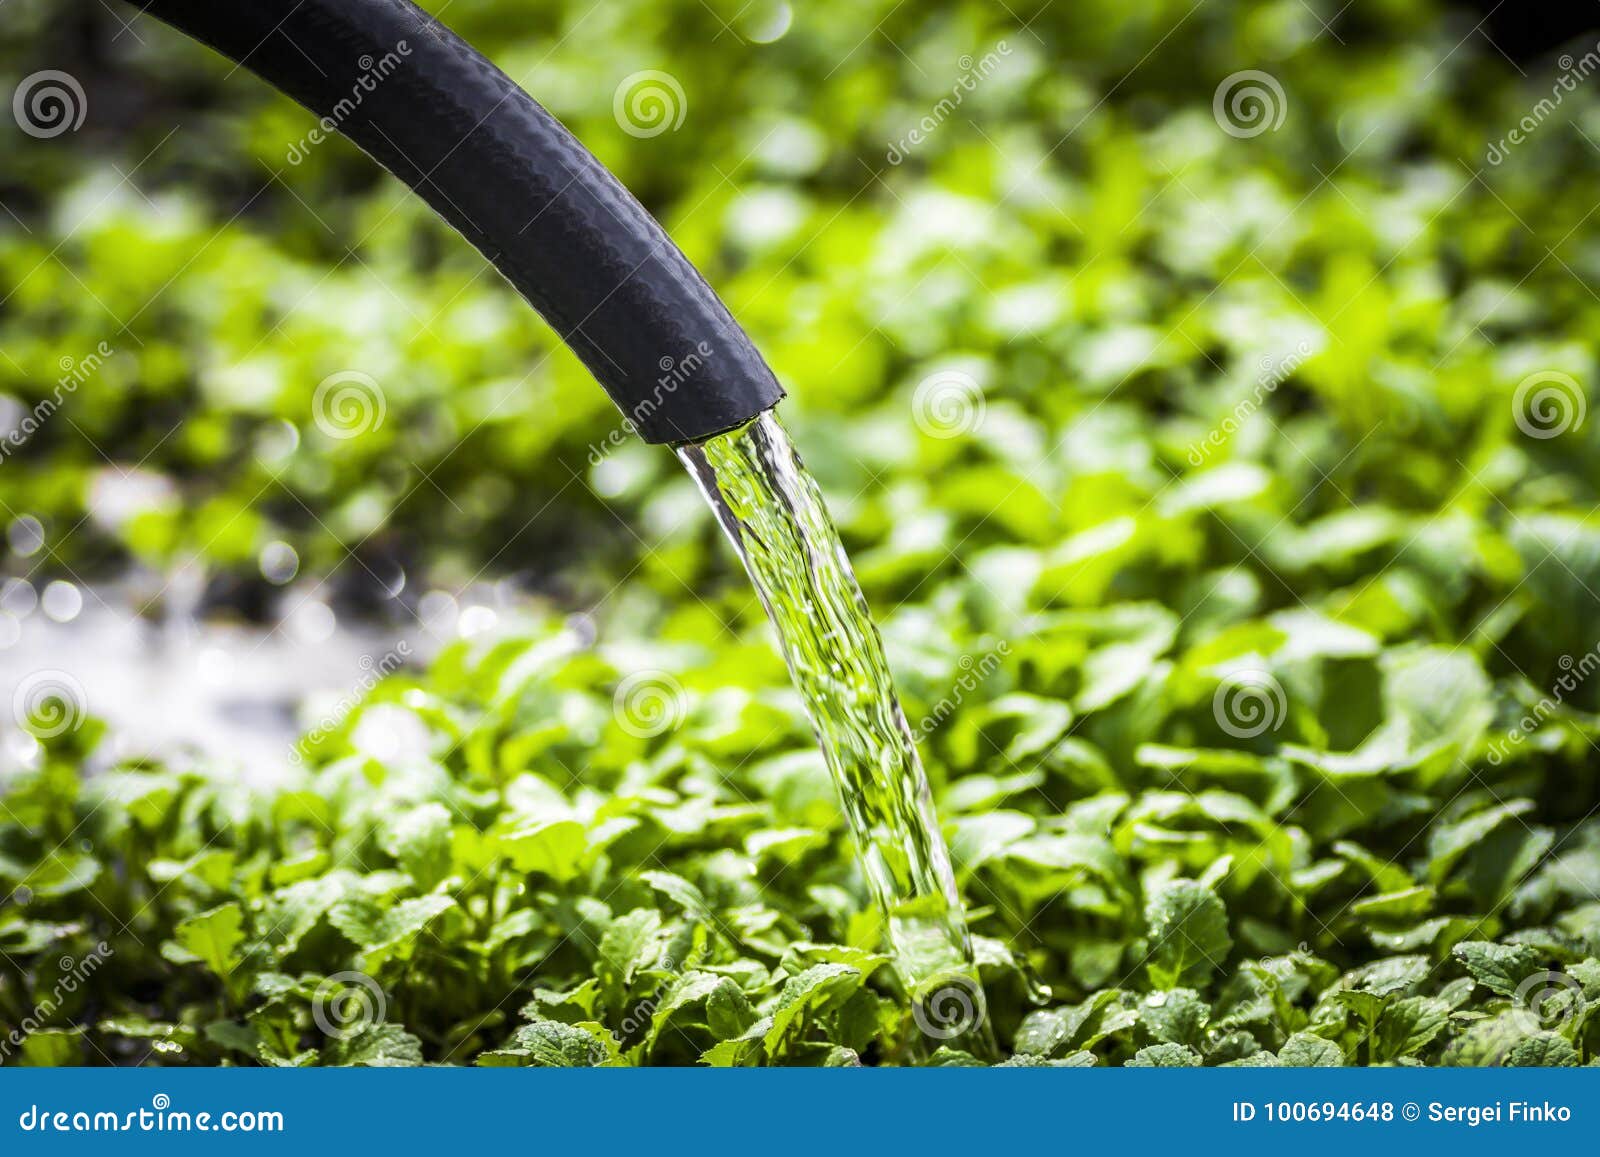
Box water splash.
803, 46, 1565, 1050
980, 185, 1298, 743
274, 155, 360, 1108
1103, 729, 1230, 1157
680, 410, 992, 1056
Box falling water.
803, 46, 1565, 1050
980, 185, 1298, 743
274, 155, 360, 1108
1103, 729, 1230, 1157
680, 410, 992, 1057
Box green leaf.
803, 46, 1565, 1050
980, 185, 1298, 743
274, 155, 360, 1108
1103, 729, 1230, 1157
502, 1018, 612, 1066
1138, 988, 1209, 1050
1504, 1033, 1580, 1067
642, 971, 726, 1052
18, 1028, 83, 1066
1127, 1043, 1202, 1066
1279, 1032, 1343, 1066
598, 909, 664, 1011
763, 964, 863, 1058
329, 894, 455, 954
1454, 940, 1544, 997
1145, 881, 1232, 989
382, 803, 454, 889
321, 1024, 424, 1067
1373, 996, 1449, 1061
497, 819, 587, 881
168, 903, 244, 979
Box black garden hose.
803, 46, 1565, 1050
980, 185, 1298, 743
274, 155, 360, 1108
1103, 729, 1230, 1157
129, 0, 784, 444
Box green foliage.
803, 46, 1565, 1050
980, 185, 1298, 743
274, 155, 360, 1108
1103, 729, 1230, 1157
1, 619, 1598, 1066
2, 0, 1600, 1067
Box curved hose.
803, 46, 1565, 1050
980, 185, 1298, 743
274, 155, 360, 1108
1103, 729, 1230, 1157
131, 0, 783, 444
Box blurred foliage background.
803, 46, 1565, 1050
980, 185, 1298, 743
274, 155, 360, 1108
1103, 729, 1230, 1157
2, 0, 1594, 617
5, 0, 1600, 1065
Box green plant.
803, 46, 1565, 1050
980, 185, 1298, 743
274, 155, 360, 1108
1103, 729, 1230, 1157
3, 0, 1600, 1067
3, 613, 1598, 1066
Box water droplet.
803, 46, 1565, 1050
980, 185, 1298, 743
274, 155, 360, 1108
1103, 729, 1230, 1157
351, 704, 429, 761
0, 578, 36, 617
591, 455, 631, 498
565, 612, 597, 647
259, 540, 299, 585
5, 731, 41, 767
380, 565, 406, 598
256, 419, 301, 463
41, 580, 82, 622
288, 599, 337, 644
744, 0, 792, 43
458, 605, 497, 638
419, 590, 459, 632
8, 515, 44, 557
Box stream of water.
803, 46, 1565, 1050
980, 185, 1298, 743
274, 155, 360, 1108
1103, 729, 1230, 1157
680, 410, 993, 1056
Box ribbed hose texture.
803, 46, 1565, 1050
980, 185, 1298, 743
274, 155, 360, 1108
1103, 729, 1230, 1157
133, 0, 783, 443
